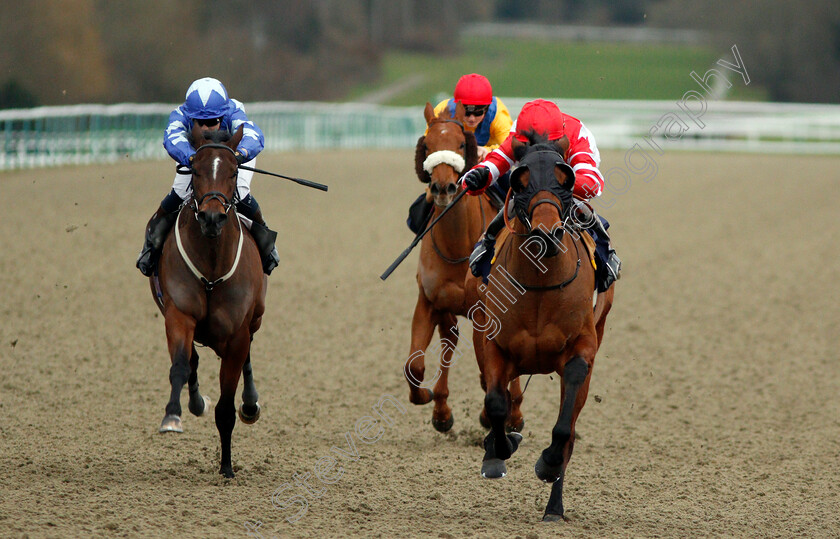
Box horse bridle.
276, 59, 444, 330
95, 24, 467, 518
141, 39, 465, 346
423, 118, 481, 264
178, 143, 240, 216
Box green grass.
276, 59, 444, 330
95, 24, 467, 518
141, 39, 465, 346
346, 36, 767, 105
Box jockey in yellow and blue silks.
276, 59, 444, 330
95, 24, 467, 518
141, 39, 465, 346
431, 74, 513, 159
407, 74, 513, 234
136, 77, 279, 277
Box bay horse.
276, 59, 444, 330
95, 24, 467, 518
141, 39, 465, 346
403, 102, 523, 432
150, 123, 267, 478
465, 137, 615, 521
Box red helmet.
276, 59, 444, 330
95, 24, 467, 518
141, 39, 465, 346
513, 99, 565, 142
453, 74, 493, 106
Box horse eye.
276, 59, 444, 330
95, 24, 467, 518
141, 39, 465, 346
460, 142, 466, 150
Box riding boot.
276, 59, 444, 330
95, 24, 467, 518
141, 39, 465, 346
588, 214, 622, 293
468, 208, 506, 282
136, 205, 179, 276
407, 192, 434, 235
236, 195, 279, 275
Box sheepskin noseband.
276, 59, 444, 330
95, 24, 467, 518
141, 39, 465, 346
423, 150, 466, 175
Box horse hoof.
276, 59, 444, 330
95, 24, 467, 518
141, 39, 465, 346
238, 402, 261, 424
481, 458, 507, 479
219, 466, 235, 479
507, 432, 523, 454
506, 418, 525, 433
432, 415, 454, 433
409, 388, 434, 406
542, 513, 567, 522
535, 454, 563, 483
189, 395, 212, 417
159, 414, 183, 433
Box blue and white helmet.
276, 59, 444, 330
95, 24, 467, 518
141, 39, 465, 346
182, 77, 230, 119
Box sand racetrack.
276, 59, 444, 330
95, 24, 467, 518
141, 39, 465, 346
1, 148, 838, 538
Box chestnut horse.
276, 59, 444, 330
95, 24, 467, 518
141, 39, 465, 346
150, 124, 267, 478
466, 139, 615, 521
403, 102, 523, 432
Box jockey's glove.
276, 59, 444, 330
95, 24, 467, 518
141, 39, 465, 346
460, 166, 490, 194
235, 151, 247, 165
469, 234, 496, 283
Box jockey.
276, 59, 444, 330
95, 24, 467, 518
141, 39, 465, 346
461, 99, 621, 293
407, 73, 513, 234
136, 77, 280, 276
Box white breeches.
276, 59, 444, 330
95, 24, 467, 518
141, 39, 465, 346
172, 158, 256, 201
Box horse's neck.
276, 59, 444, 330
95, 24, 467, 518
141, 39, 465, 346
507, 230, 578, 284
433, 195, 482, 245
181, 210, 241, 276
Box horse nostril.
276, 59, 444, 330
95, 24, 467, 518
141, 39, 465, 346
430, 183, 441, 196
446, 183, 457, 195
197, 211, 207, 224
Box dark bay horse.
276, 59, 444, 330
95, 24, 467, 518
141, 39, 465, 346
403, 102, 521, 432
465, 140, 615, 520
151, 124, 267, 478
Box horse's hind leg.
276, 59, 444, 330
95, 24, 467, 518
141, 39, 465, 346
535, 354, 593, 521
431, 313, 458, 432
238, 352, 261, 424
187, 345, 212, 417
593, 286, 614, 351
160, 315, 196, 433
507, 376, 525, 433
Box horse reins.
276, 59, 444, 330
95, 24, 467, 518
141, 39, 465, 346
430, 193, 486, 264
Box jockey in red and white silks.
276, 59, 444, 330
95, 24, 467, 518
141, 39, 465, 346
467, 99, 604, 201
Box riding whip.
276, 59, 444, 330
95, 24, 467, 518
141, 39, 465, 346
380, 189, 467, 280
238, 165, 328, 192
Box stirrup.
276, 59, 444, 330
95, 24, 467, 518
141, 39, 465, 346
598, 251, 621, 292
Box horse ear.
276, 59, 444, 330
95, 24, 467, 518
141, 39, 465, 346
231, 125, 244, 148
191, 121, 204, 148
510, 166, 529, 192
556, 162, 576, 191
424, 102, 436, 124
453, 101, 466, 122
556, 135, 570, 159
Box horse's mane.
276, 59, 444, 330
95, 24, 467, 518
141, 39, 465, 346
512, 130, 564, 162
414, 126, 478, 183
188, 128, 233, 148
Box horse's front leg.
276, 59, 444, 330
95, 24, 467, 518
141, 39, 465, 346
238, 352, 261, 424
216, 329, 250, 478
535, 351, 594, 522
404, 290, 437, 406
431, 312, 458, 432
160, 312, 197, 433
480, 339, 522, 479
187, 345, 212, 417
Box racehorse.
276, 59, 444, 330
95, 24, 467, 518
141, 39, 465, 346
150, 123, 267, 478
403, 102, 525, 432
465, 137, 615, 521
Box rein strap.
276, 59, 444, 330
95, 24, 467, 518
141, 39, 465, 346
174, 209, 245, 291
